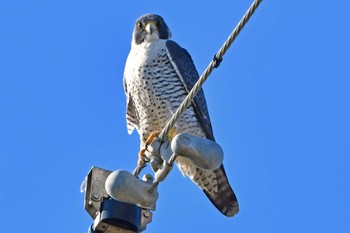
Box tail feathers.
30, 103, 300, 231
177, 157, 239, 217
202, 165, 239, 217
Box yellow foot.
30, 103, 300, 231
137, 131, 160, 167
145, 131, 160, 146
167, 128, 178, 140
137, 148, 147, 167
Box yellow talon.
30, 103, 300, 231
145, 131, 160, 146
167, 128, 178, 140
137, 131, 160, 168
136, 128, 181, 168
138, 148, 147, 167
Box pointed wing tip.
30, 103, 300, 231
213, 193, 239, 217
204, 187, 239, 217
224, 202, 239, 217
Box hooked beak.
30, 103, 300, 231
145, 21, 157, 35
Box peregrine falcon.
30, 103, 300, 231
123, 14, 239, 217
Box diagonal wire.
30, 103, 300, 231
158, 0, 263, 142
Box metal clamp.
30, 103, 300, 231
82, 167, 152, 233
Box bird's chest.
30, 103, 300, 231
127, 42, 177, 105
130, 46, 174, 94
125, 42, 187, 136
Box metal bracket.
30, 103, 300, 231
83, 167, 152, 233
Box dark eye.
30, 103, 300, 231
157, 20, 162, 27
137, 21, 143, 29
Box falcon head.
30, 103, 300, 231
132, 14, 172, 45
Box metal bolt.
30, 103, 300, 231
88, 201, 93, 207
92, 192, 101, 201
142, 174, 154, 183
143, 211, 151, 218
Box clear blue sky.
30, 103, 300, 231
1, 0, 349, 232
